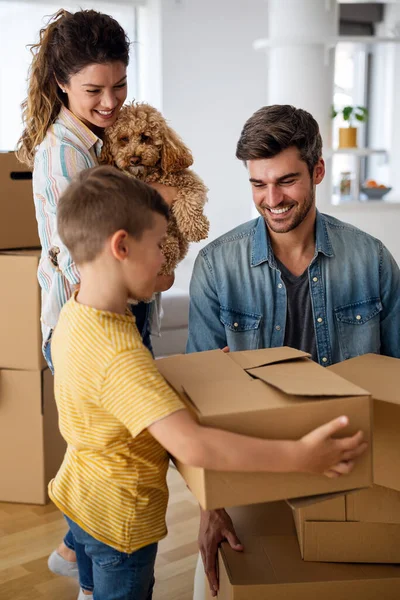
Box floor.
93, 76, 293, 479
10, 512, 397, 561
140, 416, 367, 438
0, 467, 200, 600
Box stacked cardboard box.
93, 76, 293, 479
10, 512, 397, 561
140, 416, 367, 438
0, 153, 66, 504
157, 348, 400, 598
289, 485, 400, 563
0, 152, 40, 249
287, 354, 400, 567
208, 501, 400, 599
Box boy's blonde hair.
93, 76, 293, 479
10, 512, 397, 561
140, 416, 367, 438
57, 166, 169, 265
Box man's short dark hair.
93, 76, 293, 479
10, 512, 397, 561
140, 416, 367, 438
57, 165, 169, 264
236, 105, 323, 176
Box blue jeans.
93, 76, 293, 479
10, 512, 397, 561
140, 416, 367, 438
65, 516, 157, 600
45, 301, 154, 592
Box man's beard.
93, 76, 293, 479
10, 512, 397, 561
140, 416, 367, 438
262, 185, 315, 234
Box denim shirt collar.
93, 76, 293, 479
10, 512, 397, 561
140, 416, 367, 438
251, 210, 334, 268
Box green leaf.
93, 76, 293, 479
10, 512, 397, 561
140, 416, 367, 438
342, 106, 353, 121
354, 106, 368, 122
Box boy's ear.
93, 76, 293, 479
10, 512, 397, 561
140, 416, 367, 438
110, 230, 129, 261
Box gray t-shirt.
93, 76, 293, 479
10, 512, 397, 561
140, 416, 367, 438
275, 258, 318, 362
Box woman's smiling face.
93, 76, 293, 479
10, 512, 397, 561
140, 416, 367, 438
62, 61, 127, 131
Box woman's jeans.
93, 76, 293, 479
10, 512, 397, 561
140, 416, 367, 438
45, 301, 153, 592
65, 516, 157, 600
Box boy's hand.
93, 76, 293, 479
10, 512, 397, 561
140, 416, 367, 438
297, 416, 368, 478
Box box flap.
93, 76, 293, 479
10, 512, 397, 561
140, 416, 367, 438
182, 378, 286, 418
329, 354, 400, 405
229, 347, 310, 370
248, 359, 370, 397
156, 349, 249, 395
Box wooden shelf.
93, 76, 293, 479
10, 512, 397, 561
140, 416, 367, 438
325, 148, 388, 158
330, 199, 400, 209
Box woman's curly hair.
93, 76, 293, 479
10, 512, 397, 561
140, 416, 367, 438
16, 9, 130, 167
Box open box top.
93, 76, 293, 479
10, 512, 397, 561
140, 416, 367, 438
158, 347, 370, 423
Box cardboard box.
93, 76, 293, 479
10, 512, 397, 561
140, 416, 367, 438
0, 250, 45, 370
289, 485, 400, 563
0, 152, 40, 249
347, 484, 400, 523
157, 347, 373, 510
329, 354, 400, 492
213, 501, 400, 599
294, 519, 400, 564
0, 367, 66, 504
290, 495, 346, 554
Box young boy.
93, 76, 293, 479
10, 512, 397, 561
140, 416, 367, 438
49, 166, 367, 600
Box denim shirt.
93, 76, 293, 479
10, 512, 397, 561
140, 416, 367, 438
186, 211, 400, 365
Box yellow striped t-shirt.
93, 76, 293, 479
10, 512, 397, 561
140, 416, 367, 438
48, 294, 185, 553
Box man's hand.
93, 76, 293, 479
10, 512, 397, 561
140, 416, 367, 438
198, 508, 243, 596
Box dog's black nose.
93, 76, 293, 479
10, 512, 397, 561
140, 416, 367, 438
130, 157, 141, 165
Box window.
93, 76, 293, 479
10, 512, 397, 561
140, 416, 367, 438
332, 42, 369, 203
0, 1, 138, 151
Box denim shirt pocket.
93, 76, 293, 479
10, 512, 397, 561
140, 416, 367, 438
334, 298, 382, 360
220, 307, 262, 351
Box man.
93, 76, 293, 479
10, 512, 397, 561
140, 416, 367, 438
187, 105, 400, 598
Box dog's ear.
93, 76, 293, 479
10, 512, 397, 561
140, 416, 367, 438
161, 126, 193, 173
100, 133, 115, 165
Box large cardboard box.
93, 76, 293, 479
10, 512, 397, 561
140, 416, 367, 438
213, 501, 400, 599
0, 152, 40, 249
0, 250, 45, 370
329, 354, 400, 491
0, 367, 66, 504
157, 347, 373, 510
289, 485, 400, 563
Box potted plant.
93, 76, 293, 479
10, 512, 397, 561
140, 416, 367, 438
331, 105, 368, 148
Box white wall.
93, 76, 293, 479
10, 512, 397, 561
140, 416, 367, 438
138, 0, 400, 290
138, 0, 269, 290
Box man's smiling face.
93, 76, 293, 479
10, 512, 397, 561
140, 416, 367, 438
248, 146, 325, 234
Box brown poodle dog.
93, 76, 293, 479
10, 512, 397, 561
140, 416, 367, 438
101, 102, 209, 275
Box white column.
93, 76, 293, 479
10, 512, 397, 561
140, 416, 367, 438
259, 0, 339, 205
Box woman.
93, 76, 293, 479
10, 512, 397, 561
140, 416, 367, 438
17, 9, 175, 600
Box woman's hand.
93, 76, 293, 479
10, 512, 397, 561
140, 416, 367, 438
148, 182, 178, 207
154, 273, 175, 292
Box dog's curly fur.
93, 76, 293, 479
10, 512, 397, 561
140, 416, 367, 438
101, 102, 209, 274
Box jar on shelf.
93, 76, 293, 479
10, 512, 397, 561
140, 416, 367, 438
339, 171, 352, 198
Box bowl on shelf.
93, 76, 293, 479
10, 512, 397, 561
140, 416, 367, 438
361, 186, 392, 200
